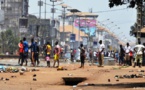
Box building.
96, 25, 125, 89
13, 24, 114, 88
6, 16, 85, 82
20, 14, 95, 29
0, 0, 27, 34
59, 12, 98, 49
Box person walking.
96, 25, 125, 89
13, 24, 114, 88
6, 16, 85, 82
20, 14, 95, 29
119, 45, 125, 65
79, 44, 85, 68
18, 40, 24, 65
98, 40, 105, 67
124, 42, 131, 66
22, 37, 29, 66
133, 40, 145, 68
46, 42, 51, 67
53, 41, 61, 68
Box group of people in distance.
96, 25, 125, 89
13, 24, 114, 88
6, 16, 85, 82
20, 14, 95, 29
18, 37, 39, 66
18, 37, 145, 68
18, 37, 61, 67
119, 39, 145, 68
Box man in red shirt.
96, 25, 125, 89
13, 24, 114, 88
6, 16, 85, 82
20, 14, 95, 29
18, 40, 24, 65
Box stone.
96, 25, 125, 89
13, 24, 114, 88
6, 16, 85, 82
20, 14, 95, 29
108, 79, 111, 82
20, 71, 24, 75
33, 78, 37, 81
33, 74, 36, 77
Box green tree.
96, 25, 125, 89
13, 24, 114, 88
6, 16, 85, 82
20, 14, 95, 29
0, 29, 19, 54
108, 0, 143, 8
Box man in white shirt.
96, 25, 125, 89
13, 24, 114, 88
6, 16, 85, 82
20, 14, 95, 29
98, 40, 105, 67
124, 42, 131, 66
134, 40, 145, 68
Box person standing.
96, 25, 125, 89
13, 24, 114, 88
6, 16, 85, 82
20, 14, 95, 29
70, 49, 74, 62
29, 38, 35, 66
18, 40, 24, 65
46, 42, 51, 67
53, 41, 61, 68
79, 44, 85, 68
34, 41, 40, 66
119, 45, 125, 65
22, 37, 29, 66
89, 49, 93, 64
98, 40, 105, 67
124, 42, 131, 66
134, 40, 145, 68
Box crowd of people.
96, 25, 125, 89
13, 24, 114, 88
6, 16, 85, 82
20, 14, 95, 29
18, 37, 62, 67
18, 37, 145, 68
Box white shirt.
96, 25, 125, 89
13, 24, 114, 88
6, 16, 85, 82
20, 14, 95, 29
134, 44, 145, 55
93, 51, 96, 56
125, 46, 131, 53
99, 43, 105, 54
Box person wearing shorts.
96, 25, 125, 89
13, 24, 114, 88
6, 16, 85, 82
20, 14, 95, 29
53, 41, 61, 68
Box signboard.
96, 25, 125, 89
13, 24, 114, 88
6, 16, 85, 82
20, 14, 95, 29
19, 17, 28, 33
19, 28, 28, 33
74, 19, 97, 37
70, 34, 76, 42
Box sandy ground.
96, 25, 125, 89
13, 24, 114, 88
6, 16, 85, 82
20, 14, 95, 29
0, 59, 145, 90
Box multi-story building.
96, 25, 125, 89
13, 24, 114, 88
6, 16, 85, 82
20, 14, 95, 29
0, 0, 28, 33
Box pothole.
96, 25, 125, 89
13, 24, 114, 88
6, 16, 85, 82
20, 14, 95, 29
62, 77, 87, 86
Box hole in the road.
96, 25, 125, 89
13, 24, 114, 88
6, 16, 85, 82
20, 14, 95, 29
62, 77, 87, 86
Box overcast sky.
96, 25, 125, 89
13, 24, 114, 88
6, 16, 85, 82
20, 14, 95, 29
29, 0, 137, 42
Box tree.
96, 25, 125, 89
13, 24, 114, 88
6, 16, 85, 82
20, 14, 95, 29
130, 23, 137, 36
0, 29, 19, 54
109, 0, 143, 8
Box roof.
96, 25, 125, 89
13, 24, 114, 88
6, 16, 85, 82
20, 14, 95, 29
60, 25, 88, 41
140, 27, 145, 33
66, 12, 98, 17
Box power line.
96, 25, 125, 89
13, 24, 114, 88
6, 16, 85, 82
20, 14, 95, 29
93, 8, 130, 13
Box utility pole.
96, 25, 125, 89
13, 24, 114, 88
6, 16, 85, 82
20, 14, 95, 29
136, 0, 143, 41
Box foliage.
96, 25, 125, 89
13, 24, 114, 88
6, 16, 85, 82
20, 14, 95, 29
109, 0, 143, 8
0, 29, 19, 54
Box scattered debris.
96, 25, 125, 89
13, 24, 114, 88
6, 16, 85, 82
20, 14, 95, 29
33, 74, 36, 77
108, 79, 111, 82
20, 71, 24, 75
57, 66, 67, 71
33, 78, 37, 81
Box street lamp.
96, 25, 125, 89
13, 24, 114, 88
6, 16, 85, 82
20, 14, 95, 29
60, 4, 71, 53
49, 0, 63, 46
67, 8, 81, 49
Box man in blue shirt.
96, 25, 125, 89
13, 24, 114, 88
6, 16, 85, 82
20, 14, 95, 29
22, 37, 29, 66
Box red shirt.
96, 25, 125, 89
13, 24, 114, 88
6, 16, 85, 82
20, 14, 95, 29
18, 43, 24, 53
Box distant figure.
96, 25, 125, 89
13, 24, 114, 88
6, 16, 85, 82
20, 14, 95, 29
46, 42, 51, 67
18, 40, 24, 65
29, 38, 35, 66
119, 45, 125, 65
53, 41, 61, 68
124, 42, 131, 66
79, 44, 85, 68
22, 37, 29, 66
34, 41, 40, 66
70, 49, 74, 62
76, 47, 81, 61
98, 40, 105, 67
133, 40, 145, 68
89, 49, 93, 64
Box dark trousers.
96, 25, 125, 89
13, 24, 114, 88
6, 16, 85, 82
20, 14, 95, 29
119, 55, 124, 64
80, 56, 85, 67
34, 53, 39, 65
19, 53, 24, 65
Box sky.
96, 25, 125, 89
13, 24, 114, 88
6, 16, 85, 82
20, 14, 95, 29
29, 0, 137, 42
